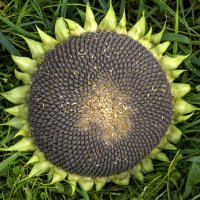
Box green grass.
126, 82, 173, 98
0, 0, 200, 199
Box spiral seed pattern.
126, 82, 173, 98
28, 31, 172, 177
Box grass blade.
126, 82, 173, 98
0, 152, 21, 171
0, 33, 21, 56
0, 16, 39, 40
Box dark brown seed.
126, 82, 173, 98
28, 31, 173, 177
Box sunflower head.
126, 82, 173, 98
1, 1, 199, 193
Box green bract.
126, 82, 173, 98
1, 1, 199, 193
